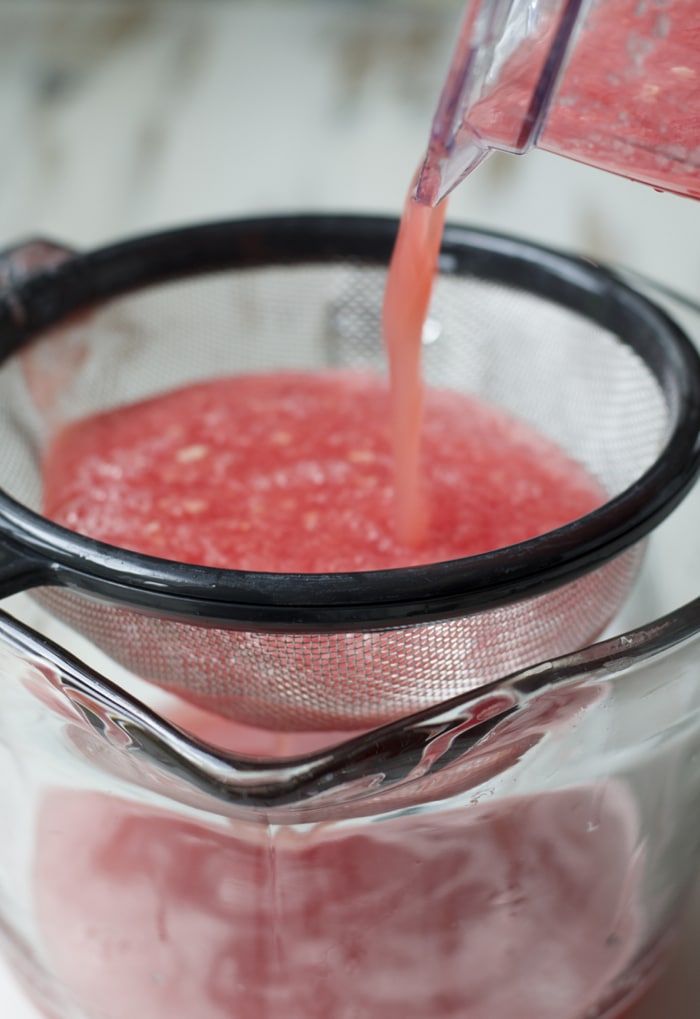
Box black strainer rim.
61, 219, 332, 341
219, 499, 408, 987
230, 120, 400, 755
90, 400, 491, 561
0, 213, 699, 629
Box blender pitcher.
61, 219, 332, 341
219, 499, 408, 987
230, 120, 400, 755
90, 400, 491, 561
416, 0, 700, 205
0, 216, 699, 1019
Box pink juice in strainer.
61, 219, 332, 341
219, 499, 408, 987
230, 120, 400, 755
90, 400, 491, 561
41, 368, 603, 572
41, 198, 603, 572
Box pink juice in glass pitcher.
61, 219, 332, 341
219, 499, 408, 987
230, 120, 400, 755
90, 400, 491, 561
33, 693, 645, 1019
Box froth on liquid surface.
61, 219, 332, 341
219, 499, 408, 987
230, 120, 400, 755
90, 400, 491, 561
42, 369, 604, 572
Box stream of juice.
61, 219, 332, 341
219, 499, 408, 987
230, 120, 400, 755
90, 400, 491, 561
381, 187, 446, 546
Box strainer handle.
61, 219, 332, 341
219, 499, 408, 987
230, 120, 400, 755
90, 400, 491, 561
0, 238, 77, 597
0, 540, 54, 597
0, 238, 76, 294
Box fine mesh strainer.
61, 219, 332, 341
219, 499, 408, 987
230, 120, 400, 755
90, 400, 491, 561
0, 215, 699, 731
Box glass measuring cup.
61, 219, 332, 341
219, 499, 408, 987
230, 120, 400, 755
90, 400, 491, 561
417, 0, 700, 206
0, 225, 699, 1019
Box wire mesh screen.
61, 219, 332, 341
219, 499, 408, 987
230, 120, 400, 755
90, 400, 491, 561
0, 256, 668, 728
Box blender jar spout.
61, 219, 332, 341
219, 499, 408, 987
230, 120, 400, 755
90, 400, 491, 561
415, 126, 490, 207
414, 0, 588, 206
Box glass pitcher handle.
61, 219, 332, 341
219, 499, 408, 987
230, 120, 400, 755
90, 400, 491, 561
0, 541, 52, 598
416, 0, 587, 205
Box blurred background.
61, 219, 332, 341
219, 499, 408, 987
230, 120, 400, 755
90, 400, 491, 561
1, 0, 700, 298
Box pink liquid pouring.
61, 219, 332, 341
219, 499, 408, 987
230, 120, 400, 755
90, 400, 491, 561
381, 189, 446, 545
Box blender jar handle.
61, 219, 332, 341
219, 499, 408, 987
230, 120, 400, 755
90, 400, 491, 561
416, 0, 587, 205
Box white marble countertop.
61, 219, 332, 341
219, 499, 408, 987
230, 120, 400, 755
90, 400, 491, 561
1, 2, 700, 1016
